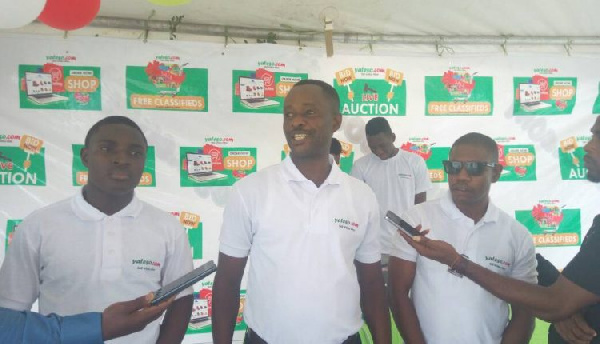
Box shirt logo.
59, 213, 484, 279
132, 258, 161, 271
485, 256, 510, 270
334, 218, 359, 232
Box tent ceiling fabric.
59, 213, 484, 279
95, 0, 600, 37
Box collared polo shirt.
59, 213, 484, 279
219, 156, 381, 344
0, 190, 193, 344
389, 191, 537, 344
351, 150, 432, 254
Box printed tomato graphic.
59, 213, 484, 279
515, 166, 527, 177
232, 170, 247, 179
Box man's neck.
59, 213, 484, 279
455, 199, 489, 224
290, 154, 332, 188
82, 185, 134, 216
380, 147, 399, 161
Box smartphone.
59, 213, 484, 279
150, 260, 217, 306
385, 210, 422, 237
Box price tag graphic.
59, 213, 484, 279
19, 135, 43, 172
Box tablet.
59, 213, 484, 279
150, 260, 217, 306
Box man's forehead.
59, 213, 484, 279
95, 137, 144, 145
450, 143, 490, 157
284, 99, 317, 107
90, 124, 145, 143
288, 84, 325, 99
284, 98, 324, 112
96, 123, 132, 132
367, 132, 390, 143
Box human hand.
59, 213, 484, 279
396, 225, 459, 266
554, 312, 596, 344
102, 293, 175, 340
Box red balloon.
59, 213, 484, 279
38, 0, 101, 31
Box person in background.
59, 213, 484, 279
1, 293, 174, 344
389, 132, 537, 344
212, 80, 390, 344
351, 116, 431, 275
331, 137, 342, 165
0, 116, 194, 344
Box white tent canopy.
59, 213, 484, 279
6, 0, 600, 52
90, 0, 600, 37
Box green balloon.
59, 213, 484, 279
147, 0, 190, 6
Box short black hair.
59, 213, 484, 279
84, 116, 148, 148
365, 117, 393, 136
451, 132, 499, 162
292, 79, 340, 115
330, 137, 342, 155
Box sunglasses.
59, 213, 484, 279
442, 160, 497, 176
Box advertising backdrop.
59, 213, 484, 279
1, 34, 600, 343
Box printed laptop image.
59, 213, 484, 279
186, 153, 226, 183
188, 298, 211, 329
519, 83, 551, 112
25, 72, 69, 105
239, 76, 280, 108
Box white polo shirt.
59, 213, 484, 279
389, 191, 537, 344
0, 190, 194, 344
351, 150, 432, 254
219, 156, 381, 344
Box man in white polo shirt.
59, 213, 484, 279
393, 116, 600, 344
212, 80, 391, 344
388, 132, 537, 344
351, 117, 431, 259
0, 116, 193, 344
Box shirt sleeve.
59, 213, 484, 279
0, 218, 40, 311
0, 308, 102, 344
350, 157, 365, 181
387, 208, 419, 262
60, 312, 103, 344
508, 225, 538, 284
355, 191, 382, 264
412, 155, 432, 194
536, 253, 560, 287
219, 185, 254, 258
562, 215, 600, 296
161, 217, 194, 299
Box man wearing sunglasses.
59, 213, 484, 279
388, 132, 537, 344
397, 117, 600, 344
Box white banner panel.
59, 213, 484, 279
1, 34, 599, 343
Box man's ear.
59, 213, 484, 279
491, 164, 503, 183
332, 113, 342, 132
391, 133, 396, 143
80, 147, 89, 168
